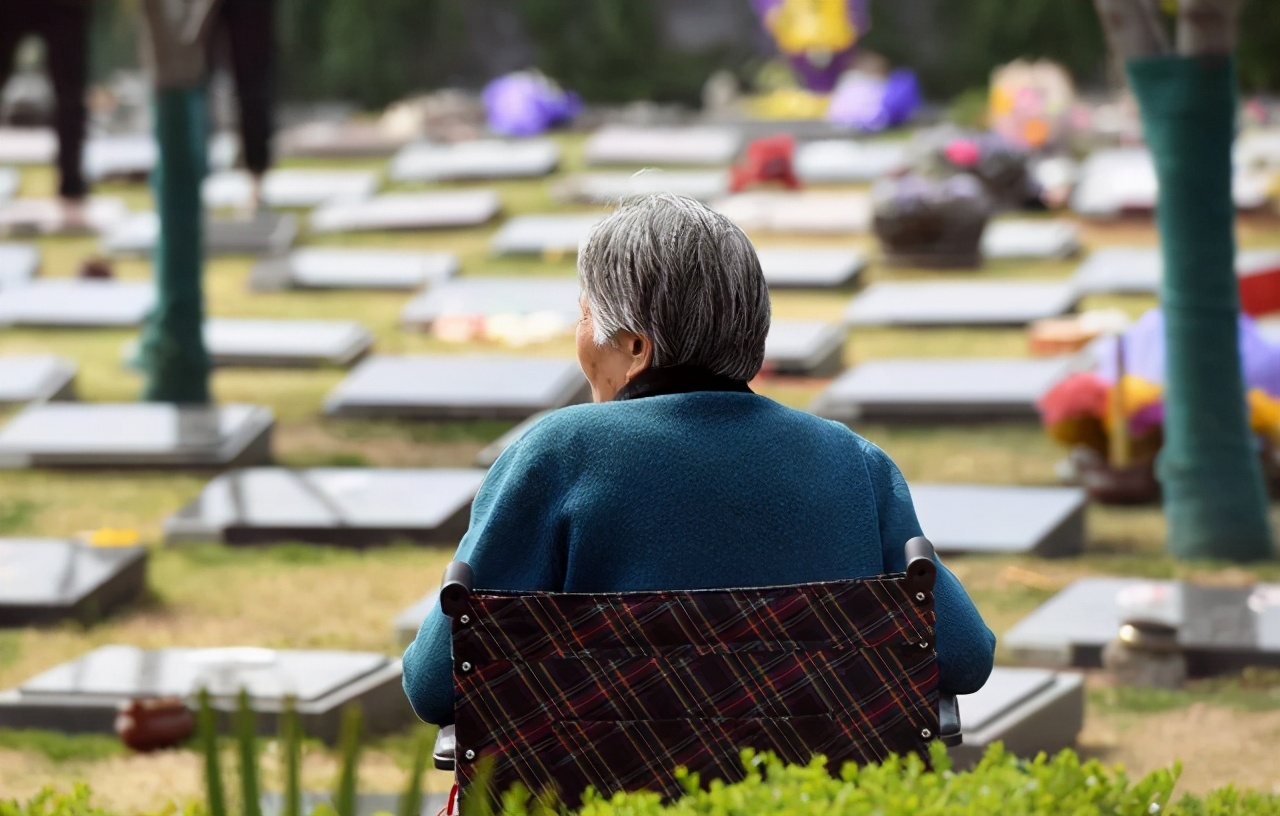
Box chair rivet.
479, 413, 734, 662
915, 592, 926, 602
464, 749, 476, 761
919, 641, 929, 650
920, 728, 932, 739
460, 615, 470, 625
461, 661, 472, 672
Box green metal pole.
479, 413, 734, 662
137, 84, 211, 403
1129, 55, 1274, 561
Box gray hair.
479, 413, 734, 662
578, 193, 771, 381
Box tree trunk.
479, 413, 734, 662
1094, 0, 1274, 561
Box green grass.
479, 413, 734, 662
1091, 669, 1280, 715
0, 730, 127, 764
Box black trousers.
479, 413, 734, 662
209, 0, 276, 176
0, 1, 91, 199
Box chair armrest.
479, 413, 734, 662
433, 724, 456, 771
938, 694, 963, 747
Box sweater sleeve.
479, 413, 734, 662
401, 425, 572, 725
861, 441, 996, 695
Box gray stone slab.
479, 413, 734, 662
101, 211, 299, 257
0, 167, 17, 201
713, 191, 873, 234
950, 668, 1085, 768
794, 139, 910, 184
390, 139, 559, 182
1005, 577, 1280, 673
844, 281, 1080, 328
0, 355, 76, 404
278, 120, 411, 158
0, 280, 154, 328
0, 128, 57, 165
1072, 147, 1269, 218
310, 190, 501, 234
911, 484, 1086, 557
755, 247, 866, 288
982, 219, 1081, 260
0, 242, 39, 290
249, 248, 459, 292
394, 591, 439, 647
401, 277, 581, 329
0, 645, 410, 742
552, 170, 729, 204
0, 197, 130, 236
584, 126, 743, 166
1071, 247, 1280, 296
762, 320, 846, 376
490, 214, 603, 256
474, 411, 552, 468
0, 403, 274, 469
196, 318, 373, 367
324, 355, 589, 421
203, 169, 379, 210
0, 539, 147, 627
82, 132, 238, 182
165, 467, 486, 546
811, 357, 1079, 423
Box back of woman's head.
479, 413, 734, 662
578, 193, 771, 381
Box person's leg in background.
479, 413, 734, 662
220, 0, 277, 212
42, 1, 92, 226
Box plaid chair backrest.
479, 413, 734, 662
443, 540, 939, 807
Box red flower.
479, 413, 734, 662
1037, 372, 1109, 427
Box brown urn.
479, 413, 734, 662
115, 696, 196, 752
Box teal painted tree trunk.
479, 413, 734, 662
137, 86, 211, 403
1129, 56, 1273, 561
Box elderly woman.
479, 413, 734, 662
403, 194, 995, 725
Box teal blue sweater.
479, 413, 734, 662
403, 392, 996, 725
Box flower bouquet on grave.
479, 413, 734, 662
871, 172, 992, 269
912, 127, 1040, 211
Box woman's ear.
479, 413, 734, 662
622, 331, 654, 380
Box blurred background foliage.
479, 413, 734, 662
85, 0, 1280, 110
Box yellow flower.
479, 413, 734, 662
767, 0, 858, 56
1101, 376, 1164, 431
1248, 389, 1280, 439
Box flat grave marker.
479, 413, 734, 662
844, 281, 1079, 327
762, 320, 846, 377
204, 169, 379, 210
311, 190, 501, 234
911, 484, 1086, 557
0, 403, 274, 469
490, 214, 603, 256
0, 539, 147, 627
0, 356, 76, 404
0, 242, 39, 290
0, 128, 58, 164
0, 280, 154, 328
755, 247, 866, 289
713, 191, 872, 234
278, 120, 411, 159
196, 318, 374, 368
552, 170, 729, 204
0, 167, 17, 201
950, 667, 1085, 768
390, 139, 559, 182
102, 211, 298, 257
584, 126, 743, 166
0, 197, 130, 236
249, 248, 459, 292
0, 645, 410, 741
1072, 147, 1268, 217
1071, 247, 1280, 296
166, 467, 486, 546
794, 139, 910, 183
1005, 577, 1280, 674
982, 219, 1081, 260
810, 357, 1079, 423
83, 132, 238, 182
324, 355, 589, 421
401, 277, 580, 330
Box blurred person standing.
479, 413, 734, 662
0, 0, 93, 227
207, 0, 276, 212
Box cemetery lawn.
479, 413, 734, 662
4, 134, 1280, 807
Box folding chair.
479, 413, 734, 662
431, 536, 961, 809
